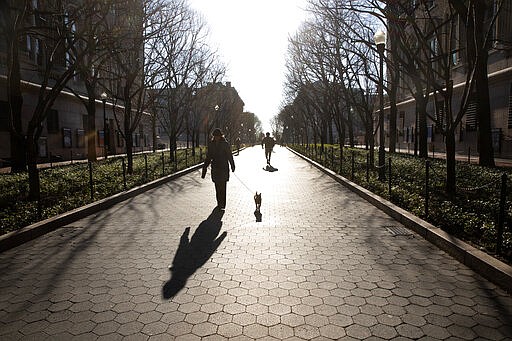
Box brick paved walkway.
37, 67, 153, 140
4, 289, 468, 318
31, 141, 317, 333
1, 146, 511, 340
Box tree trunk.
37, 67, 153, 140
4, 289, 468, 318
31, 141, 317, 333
388, 29, 400, 154
329, 121, 334, 145
169, 131, 177, 162
451, 0, 495, 167
126, 129, 133, 174
191, 130, 196, 156
417, 95, 428, 158
445, 129, 456, 194
152, 112, 157, 152
414, 109, 418, 156
347, 109, 354, 147
26, 134, 40, 201
86, 95, 97, 162
389, 92, 398, 153
339, 125, 346, 173
368, 119, 375, 166
125, 100, 133, 174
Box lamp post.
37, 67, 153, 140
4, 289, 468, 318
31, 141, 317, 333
374, 30, 386, 181
100, 92, 108, 159
214, 104, 219, 128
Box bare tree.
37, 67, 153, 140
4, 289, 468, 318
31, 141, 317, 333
424, 1, 504, 191
146, 1, 226, 160
64, 0, 118, 162
284, 0, 383, 166
106, 0, 171, 173
448, 0, 508, 167
2, 1, 94, 198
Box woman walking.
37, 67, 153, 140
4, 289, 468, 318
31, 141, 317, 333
201, 128, 235, 210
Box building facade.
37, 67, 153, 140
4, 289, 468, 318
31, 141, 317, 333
386, 0, 512, 158
0, 0, 153, 167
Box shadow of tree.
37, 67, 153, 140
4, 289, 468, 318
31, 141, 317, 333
163, 208, 227, 299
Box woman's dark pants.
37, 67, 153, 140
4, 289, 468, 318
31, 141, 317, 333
214, 181, 227, 208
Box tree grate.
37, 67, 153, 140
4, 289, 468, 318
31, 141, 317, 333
385, 225, 413, 236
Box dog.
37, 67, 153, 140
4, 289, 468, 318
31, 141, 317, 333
254, 192, 261, 212
254, 192, 262, 222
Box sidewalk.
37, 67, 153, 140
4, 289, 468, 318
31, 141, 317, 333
1, 146, 511, 340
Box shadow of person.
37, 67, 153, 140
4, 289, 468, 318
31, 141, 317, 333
163, 208, 227, 299
263, 164, 278, 172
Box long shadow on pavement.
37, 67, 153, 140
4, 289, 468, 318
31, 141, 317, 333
163, 208, 227, 299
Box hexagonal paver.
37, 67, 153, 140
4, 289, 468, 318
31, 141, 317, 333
269, 324, 294, 339
294, 324, 320, 339
243, 323, 268, 339
217, 322, 243, 338
117, 321, 144, 336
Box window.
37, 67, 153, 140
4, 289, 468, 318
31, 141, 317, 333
0, 101, 9, 131
62, 128, 72, 148
38, 137, 47, 158
435, 101, 444, 132
508, 83, 512, 128
429, 38, 439, 71
76, 129, 85, 148
465, 99, 478, 131
25, 36, 42, 65
496, 0, 512, 46
492, 128, 502, 152
98, 130, 105, 147
451, 15, 461, 66
399, 111, 405, 140
25, 1, 44, 65
63, 12, 77, 69
46, 109, 59, 133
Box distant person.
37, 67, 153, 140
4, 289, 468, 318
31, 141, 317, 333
235, 137, 241, 155
261, 132, 275, 164
201, 128, 235, 210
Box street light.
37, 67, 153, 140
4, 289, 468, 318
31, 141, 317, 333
100, 92, 108, 159
214, 104, 219, 128
374, 30, 386, 181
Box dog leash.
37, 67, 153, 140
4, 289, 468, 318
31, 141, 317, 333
233, 171, 256, 194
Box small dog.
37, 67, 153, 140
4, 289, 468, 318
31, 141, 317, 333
254, 192, 261, 212
254, 192, 262, 222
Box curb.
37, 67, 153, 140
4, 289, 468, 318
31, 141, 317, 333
0, 163, 204, 253
288, 147, 512, 293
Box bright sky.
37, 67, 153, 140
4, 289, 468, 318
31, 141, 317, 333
188, 0, 308, 132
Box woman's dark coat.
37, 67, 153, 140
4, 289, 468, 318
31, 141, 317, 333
203, 137, 235, 183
